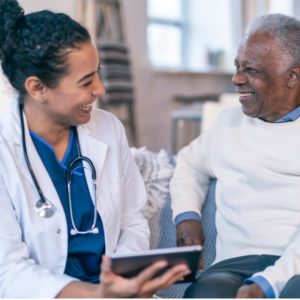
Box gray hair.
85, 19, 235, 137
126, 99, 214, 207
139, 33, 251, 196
245, 13, 300, 66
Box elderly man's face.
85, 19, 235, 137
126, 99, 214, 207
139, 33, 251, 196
232, 32, 295, 122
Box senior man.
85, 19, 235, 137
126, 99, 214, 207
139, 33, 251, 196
171, 13, 300, 298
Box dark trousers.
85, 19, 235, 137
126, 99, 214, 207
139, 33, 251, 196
184, 255, 300, 298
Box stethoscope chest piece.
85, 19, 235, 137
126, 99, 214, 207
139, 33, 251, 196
35, 198, 56, 218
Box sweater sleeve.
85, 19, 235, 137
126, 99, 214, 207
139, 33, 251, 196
170, 123, 216, 220
251, 233, 300, 297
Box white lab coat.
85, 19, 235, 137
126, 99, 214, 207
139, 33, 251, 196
0, 99, 149, 298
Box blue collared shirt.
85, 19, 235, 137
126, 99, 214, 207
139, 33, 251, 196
244, 275, 276, 298
275, 105, 300, 123
175, 105, 300, 297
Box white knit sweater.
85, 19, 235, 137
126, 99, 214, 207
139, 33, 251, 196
171, 106, 300, 296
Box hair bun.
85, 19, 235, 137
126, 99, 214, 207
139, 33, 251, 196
0, 0, 24, 58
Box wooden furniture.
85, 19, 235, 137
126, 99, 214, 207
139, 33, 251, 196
170, 94, 220, 154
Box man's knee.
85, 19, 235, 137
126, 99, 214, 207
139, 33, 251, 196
184, 271, 243, 298
280, 275, 300, 298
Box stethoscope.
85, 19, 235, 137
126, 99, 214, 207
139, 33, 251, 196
19, 104, 99, 235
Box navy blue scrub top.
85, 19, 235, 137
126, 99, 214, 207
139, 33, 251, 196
30, 127, 105, 283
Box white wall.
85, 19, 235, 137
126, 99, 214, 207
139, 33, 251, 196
18, 0, 76, 17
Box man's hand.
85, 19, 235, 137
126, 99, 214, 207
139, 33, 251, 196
176, 219, 204, 246
236, 284, 265, 298
176, 220, 205, 269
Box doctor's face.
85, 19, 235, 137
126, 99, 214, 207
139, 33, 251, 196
42, 41, 105, 126
232, 32, 295, 122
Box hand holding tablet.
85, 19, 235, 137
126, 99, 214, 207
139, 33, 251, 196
110, 245, 202, 282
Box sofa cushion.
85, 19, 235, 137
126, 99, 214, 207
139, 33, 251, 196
131, 147, 217, 298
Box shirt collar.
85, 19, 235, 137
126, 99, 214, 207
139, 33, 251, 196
275, 105, 300, 123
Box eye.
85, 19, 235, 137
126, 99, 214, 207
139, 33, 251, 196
245, 67, 259, 74
82, 81, 92, 87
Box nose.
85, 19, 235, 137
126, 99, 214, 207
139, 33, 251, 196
232, 69, 247, 86
92, 76, 106, 97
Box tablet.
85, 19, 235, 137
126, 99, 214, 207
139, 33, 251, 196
110, 245, 202, 282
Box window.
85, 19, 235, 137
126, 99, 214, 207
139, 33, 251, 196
147, 0, 185, 69
267, 0, 294, 15
147, 0, 298, 73
147, 0, 240, 72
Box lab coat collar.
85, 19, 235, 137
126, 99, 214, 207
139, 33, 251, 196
0, 97, 22, 145
76, 119, 108, 199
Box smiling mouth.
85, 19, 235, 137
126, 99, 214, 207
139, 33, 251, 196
80, 104, 93, 111
239, 92, 255, 101
239, 92, 254, 96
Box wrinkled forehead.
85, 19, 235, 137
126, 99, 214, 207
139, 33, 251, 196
236, 32, 292, 66
239, 32, 278, 55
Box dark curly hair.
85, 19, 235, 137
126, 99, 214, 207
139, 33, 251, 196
0, 0, 91, 99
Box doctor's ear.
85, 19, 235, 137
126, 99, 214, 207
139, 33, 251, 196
24, 76, 48, 103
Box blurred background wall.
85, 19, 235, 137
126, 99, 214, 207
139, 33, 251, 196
10, 0, 299, 152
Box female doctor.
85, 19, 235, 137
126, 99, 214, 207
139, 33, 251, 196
0, 0, 189, 298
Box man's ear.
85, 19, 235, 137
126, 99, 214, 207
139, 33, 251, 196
24, 76, 47, 103
287, 66, 300, 88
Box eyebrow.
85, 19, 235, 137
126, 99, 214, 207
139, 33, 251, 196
234, 59, 252, 66
77, 63, 101, 84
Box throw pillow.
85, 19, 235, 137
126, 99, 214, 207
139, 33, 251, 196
130, 147, 175, 219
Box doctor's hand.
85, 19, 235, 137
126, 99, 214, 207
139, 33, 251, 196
97, 255, 191, 298
176, 220, 205, 270
236, 283, 265, 298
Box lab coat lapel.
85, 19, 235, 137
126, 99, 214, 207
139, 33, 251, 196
77, 125, 108, 214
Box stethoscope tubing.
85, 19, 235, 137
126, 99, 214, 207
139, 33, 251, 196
19, 103, 99, 235
19, 103, 47, 204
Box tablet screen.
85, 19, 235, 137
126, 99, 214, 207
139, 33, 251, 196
110, 245, 202, 282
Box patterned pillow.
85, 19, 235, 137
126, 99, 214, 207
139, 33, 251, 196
130, 147, 175, 219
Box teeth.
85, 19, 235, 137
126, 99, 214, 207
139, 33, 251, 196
239, 93, 253, 97
80, 104, 92, 110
